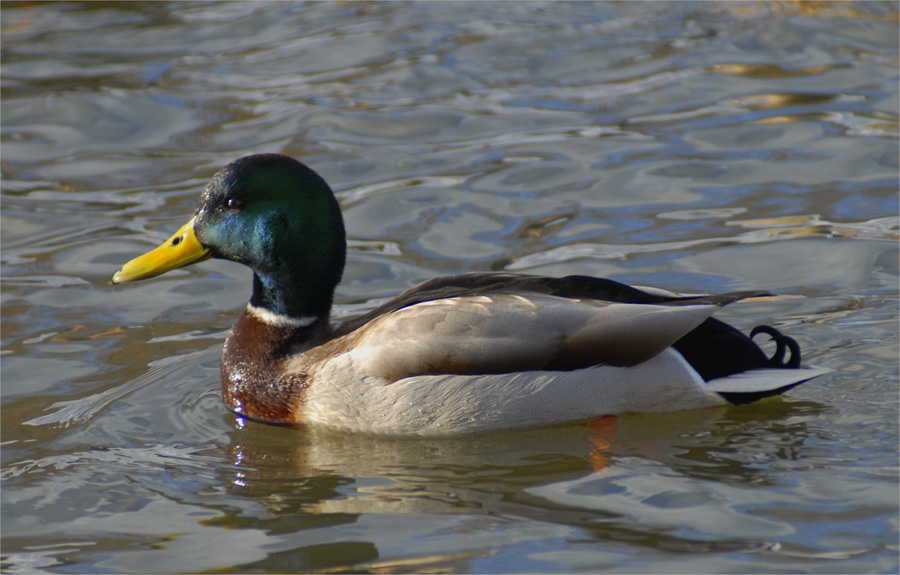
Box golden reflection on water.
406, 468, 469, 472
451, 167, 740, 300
726, 1, 900, 21
732, 215, 900, 240
709, 63, 837, 78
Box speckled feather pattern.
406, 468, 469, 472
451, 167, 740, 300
230, 291, 827, 433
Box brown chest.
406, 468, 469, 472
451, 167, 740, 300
219, 311, 317, 423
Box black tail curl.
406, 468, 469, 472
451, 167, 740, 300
750, 325, 801, 368
672, 318, 803, 383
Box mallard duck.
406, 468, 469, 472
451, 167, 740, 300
113, 154, 828, 434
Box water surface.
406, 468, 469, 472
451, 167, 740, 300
2, 2, 898, 573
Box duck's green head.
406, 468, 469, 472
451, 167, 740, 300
113, 154, 346, 319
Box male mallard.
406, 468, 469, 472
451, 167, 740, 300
113, 154, 828, 434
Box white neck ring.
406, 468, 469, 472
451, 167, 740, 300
246, 304, 318, 328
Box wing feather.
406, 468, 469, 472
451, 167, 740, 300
347, 293, 722, 382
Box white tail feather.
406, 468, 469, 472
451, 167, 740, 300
705, 366, 831, 394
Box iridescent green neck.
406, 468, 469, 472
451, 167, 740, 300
250, 266, 339, 320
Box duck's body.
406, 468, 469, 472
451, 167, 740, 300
113, 154, 827, 435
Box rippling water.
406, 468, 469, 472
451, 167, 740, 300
2, 2, 898, 573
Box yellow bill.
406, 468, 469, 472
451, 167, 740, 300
112, 217, 211, 284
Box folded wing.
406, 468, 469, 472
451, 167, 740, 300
347, 293, 733, 383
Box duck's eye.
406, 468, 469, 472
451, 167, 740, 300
226, 198, 245, 210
